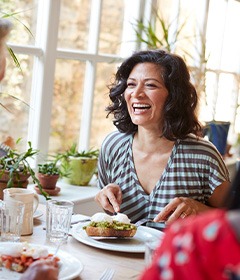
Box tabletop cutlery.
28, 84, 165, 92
90, 236, 133, 240
52, 240, 63, 259
71, 218, 90, 225
134, 218, 165, 227
99, 267, 115, 280
134, 218, 154, 227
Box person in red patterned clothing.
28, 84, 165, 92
140, 168, 240, 280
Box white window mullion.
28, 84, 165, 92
6, 44, 43, 56
140, 0, 158, 50
120, 0, 149, 56
27, 0, 60, 165
79, 0, 102, 151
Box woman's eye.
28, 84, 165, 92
146, 83, 157, 88
127, 82, 135, 88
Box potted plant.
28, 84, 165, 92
37, 161, 60, 189
56, 143, 99, 186
0, 138, 49, 200
35, 161, 64, 196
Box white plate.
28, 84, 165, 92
71, 222, 164, 253
33, 209, 43, 219
0, 243, 83, 280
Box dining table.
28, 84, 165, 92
21, 203, 149, 280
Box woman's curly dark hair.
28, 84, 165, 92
106, 49, 202, 140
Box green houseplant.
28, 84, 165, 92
56, 143, 99, 186
0, 139, 50, 200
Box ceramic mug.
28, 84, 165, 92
3, 188, 39, 235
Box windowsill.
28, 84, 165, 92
29, 178, 103, 215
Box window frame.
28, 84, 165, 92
5, 0, 240, 167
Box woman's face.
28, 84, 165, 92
124, 62, 168, 130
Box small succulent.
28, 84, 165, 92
38, 162, 60, 175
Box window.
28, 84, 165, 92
1, 0, 239, 166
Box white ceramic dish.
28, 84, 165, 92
33, 209, 43, 219
71, 222, 164, 253
0, 243, 83, 280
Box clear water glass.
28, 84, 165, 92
46, 200, 74, 243
145, 238, 160, 267
0, 199, 25, 242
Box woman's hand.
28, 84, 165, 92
154, 197, 211, 225
95, 183, 122, 213
19, 259, 59, 280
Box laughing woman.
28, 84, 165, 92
95, 49, 230, 231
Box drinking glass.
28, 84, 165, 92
46, 200, 73, 243
145, 238, 160, 267
0, 199, 25, 242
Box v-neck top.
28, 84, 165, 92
97, 131, 230, 231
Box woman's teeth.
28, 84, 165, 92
132, 103, 151, 112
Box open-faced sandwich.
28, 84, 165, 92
83, 212, 137, 237
0, 242, 60, 273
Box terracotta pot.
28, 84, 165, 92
0, 170, 30, 199
0, 170, 30, 183
37, 173, 59, 190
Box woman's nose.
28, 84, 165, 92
131, 85, 144, 97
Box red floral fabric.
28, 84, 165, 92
140, 209, 240, 280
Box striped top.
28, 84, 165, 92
97, 131, 230, 231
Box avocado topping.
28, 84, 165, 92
83, 220, 136, 230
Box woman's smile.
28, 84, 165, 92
132, 102, 151, 114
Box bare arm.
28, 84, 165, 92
208, 181, 230, 207
154, 181, 230, 225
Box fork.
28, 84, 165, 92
99, 268, 115, 280
51, 240, 63, 260
134, 217, 167, 227
135, 218, 155, 227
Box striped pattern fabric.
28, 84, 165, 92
97, 131, 230, 231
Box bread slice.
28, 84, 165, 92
85, 226, 137, 237
83, 220, 137, 237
